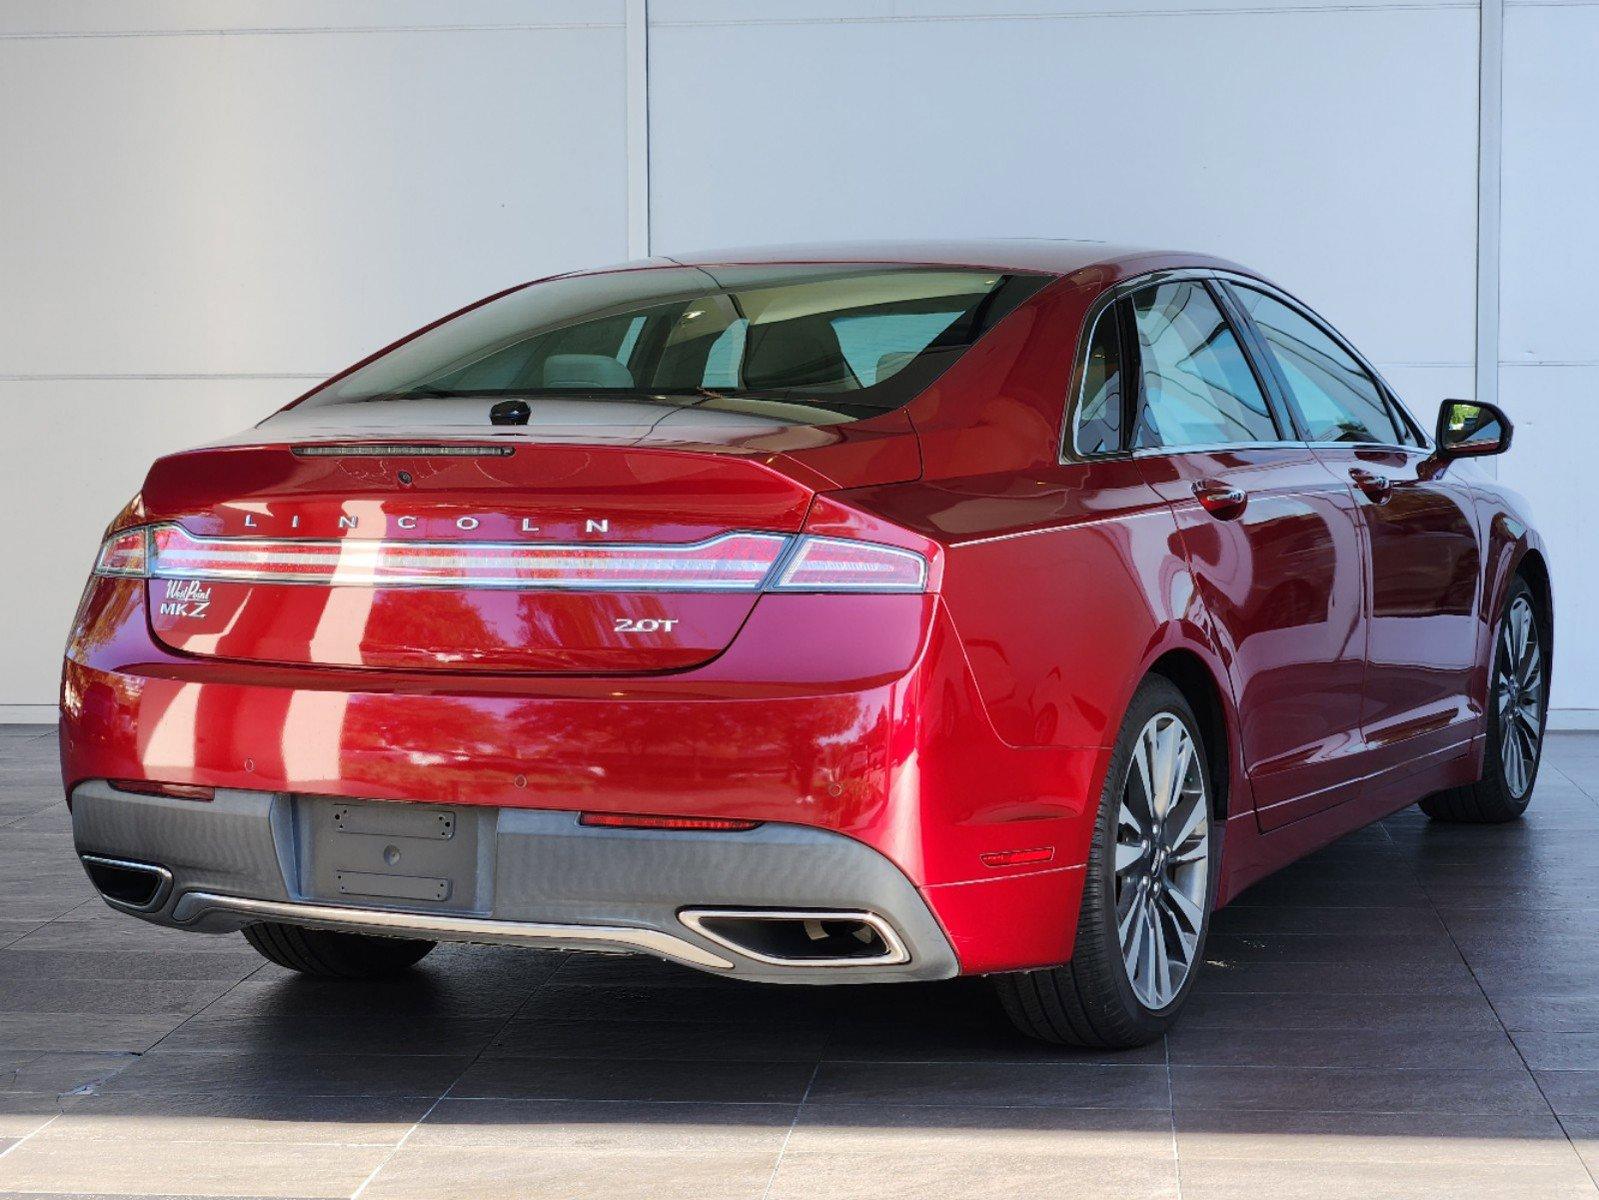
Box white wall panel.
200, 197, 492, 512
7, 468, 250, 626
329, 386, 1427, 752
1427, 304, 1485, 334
1499, 2, 1599, 715
0, 378, 303, 715
0, 9, 630, 709
648, 5, 1479, 370
0, 19, 628, 378
0, 0, 1590, 720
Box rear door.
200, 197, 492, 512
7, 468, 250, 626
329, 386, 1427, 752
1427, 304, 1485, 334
1116, 276, 1370, 829
1224, 282, 1484, 775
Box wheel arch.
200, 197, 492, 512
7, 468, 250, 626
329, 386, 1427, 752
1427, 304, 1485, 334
1146, 648, 1233, 823
1515, 546, 1554, 671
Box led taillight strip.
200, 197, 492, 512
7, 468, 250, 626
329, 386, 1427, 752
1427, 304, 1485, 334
94, 524, 929, 593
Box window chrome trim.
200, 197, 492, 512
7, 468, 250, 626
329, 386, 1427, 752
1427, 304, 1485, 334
1060, 267, 1431, 462
1216, 274, 1430, 450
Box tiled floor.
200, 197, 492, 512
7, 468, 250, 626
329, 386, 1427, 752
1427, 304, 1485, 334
1, 725, 1598, 1198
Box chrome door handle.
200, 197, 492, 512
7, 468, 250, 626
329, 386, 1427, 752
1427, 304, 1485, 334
1349, 468, 1393, 503
1193, 479, 1248, 519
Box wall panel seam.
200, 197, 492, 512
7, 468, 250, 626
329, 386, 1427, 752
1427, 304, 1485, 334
0, 23, 623, 41
653, 4, 1476, 30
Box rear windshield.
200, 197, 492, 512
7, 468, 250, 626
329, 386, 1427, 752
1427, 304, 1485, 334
290, 264, 1051, 424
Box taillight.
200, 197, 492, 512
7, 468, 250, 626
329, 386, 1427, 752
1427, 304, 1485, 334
579, 812, 762, 832
770, 535, 927, 593
92, 524, 929, 594
144, 525, 790, 591
93, 528, 149, 577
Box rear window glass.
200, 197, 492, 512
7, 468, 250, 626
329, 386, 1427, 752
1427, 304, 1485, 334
291, 264, 1050, 425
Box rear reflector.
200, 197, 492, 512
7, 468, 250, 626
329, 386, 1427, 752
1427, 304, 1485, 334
980, 846, 1055, 868
93, 524, 929, 594
579, 812, 762, 832
109, 779, 216, 802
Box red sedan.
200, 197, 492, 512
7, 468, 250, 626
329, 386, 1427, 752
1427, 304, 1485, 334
60, 242, 1550, 1046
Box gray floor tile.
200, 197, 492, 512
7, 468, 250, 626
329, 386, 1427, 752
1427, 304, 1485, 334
1174, 1156, 1598, 1199
0, 948, 264, 982
95, 1048, 472, 1098
54, 1091, 434, 1143
515, 982, 840, 1025
0, 977, 232, 1017
449, 1056, 815, 1104
768, 1146, 1180, 1199
1534, 1070, 1599, 1118
1166, 1025, 1524, 1070
1175, 1108, 1575, 1165
1178, 991, 1503, 1032
806, 1060, 1170, 1108
1204, 931, 1462, 965
361, 1144, 779, 1200
1190, 958, 1482, 996
1, 726, 1597, 1198
0, 1091, 66, 1138
1491, 994, 1599, 1034
0, 1050, 135, 1095
1171, 1065, 1554, 1116
156, 1011, 509, 1057
415, 1097, 796, 1151
1210, 904, 1444, 936
0, 1131, 395, 1198
485, 1016, 832, 1061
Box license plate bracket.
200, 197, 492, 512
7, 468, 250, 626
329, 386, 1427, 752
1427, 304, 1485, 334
293, 797, 488, 913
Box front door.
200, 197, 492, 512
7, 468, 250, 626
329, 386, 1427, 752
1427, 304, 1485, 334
1224, 283, 1484, 779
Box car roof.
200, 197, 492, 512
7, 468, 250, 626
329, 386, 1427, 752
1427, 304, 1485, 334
621, 239, 1254, 279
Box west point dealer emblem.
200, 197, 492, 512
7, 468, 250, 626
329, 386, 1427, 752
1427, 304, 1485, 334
157, 579, 212, 619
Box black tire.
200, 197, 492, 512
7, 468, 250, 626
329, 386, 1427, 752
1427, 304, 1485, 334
242, 922, 435, 978
994, 675, 1219, 1048
1421, 576, 1548, 824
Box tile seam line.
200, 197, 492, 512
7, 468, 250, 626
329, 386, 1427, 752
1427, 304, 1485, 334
1165, 1029, 1186, 1199
759, 1062, 819, 1200
348, 953, 567, 1199
0, 1112, 61, 1164
1378, 814, 1594, 1184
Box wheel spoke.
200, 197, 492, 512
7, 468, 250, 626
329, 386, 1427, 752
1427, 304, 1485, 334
1127, 734, 1156, 826
1164, 880, 1204, 931
1121, 892, 1146, 960
1115, 840, 1145, 874
1144, 905, 1164, 999
1503, 725, 1526, 795
1165, 790, 1206, 855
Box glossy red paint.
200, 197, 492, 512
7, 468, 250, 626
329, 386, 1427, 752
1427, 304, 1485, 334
60, 241, 1550, 974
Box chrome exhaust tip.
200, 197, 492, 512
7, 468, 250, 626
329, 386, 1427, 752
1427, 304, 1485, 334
678, 908, 909, 967
80, 854, 173, 913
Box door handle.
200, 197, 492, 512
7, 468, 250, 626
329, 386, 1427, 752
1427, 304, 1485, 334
1193, 479, 1248, 519
1349, 468, 1393, 503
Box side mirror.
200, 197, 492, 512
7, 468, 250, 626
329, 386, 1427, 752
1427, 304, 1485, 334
1435, 399, 1513, 458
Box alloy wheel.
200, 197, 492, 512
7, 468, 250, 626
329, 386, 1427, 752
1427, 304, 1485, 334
1497, 595, 1544, 799
1113, 713, 1210, 1010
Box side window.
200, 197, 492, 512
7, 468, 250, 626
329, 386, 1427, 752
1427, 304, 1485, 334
1072, 304, 1123, 454
1234, 287, 1407, 445
1128, 281, 1279, 449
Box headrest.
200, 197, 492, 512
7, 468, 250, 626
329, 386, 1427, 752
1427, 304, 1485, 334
874, 351, 918, 384
542, 353, 634, 390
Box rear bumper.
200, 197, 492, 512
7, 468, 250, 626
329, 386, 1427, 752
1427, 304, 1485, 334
69, 781, 960, 984
61, 578, 1097, 976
